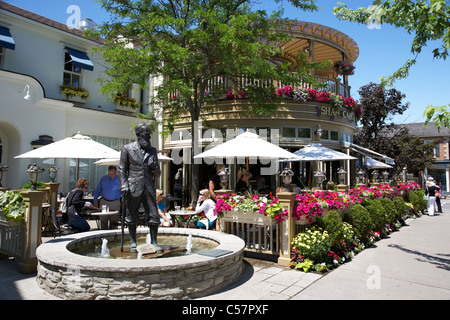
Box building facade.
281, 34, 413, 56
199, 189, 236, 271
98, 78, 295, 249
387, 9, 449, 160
0, 2, 153, 191
162, 21, 362, 201
403, 122, 450, 192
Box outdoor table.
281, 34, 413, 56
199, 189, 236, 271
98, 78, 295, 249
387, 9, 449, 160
41, 203, 53, 233
168, 210, 197, 228
85, 210, 119, 229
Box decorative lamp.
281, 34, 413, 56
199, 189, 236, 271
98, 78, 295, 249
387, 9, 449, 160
357, 168, 365, 184
27, 162, 44, 190
337, 168, 347, 185
372, 170, 379, 183
217, 167, 230, 189
279, 167, 294, 186
0, 164, 8, 187
382, 170, 390, 183
314, 171, 326, 190
48, 165, 59, 182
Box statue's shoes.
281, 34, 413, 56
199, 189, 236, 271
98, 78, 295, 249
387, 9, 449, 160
130, 243, 137, 253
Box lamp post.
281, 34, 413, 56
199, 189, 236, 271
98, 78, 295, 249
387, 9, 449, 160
217, 167, 230, 190
314, 171, 326, 190
371, 170, 380, 187
48, 165, 59, 182
26, 162, 44, 190
0, 164, 8, 188
279, 167, 294, 191
357, 168, 365, 187
337, 168, 347, 192
382, 170, 390, 184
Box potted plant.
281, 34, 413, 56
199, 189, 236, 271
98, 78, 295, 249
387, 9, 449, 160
59, 84, 90, 103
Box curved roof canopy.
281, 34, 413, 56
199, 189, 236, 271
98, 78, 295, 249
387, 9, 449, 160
273, 20, 359, 76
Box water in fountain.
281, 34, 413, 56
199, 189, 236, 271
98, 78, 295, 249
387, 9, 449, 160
101, 238, 110, 258
186, 234, 192, 254
146, 233, 151, 245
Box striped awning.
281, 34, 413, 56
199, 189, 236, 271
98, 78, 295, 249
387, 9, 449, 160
0, 26, 15, 50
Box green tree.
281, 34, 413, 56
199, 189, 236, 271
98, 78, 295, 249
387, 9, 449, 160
91, 0, 321, 201
333, 0, 450, 129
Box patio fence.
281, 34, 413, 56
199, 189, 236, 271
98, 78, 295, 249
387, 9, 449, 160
0, 185, 59, 274
219, 192, 306, 264
0, 218, 24, 257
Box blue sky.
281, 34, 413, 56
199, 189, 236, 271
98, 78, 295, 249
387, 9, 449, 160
4, 0, 449, 124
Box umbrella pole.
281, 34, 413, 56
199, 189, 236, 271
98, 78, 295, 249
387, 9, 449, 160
76, 158, 80, 181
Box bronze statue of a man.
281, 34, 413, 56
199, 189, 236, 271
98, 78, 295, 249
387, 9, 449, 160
118, 123, 161, 253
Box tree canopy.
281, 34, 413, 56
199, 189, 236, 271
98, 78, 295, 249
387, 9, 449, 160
91, 0, 321, 201
333, 0, 450, 129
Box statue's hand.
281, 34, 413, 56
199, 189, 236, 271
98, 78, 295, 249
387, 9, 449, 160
148, 155, 157, 171
121, 188, 129, 198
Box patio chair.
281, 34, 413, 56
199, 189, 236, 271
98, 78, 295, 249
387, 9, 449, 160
50, 208, 75, 238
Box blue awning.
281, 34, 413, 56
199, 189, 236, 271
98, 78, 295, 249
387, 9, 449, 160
0, 26, 15, 50
65, 47, 94, 71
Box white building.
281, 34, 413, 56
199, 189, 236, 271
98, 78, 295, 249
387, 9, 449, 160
0, 2, 155, 192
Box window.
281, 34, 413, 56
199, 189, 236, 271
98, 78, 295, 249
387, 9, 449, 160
298, 128, 311, 139
320, 130, 329, 140
256, 127, 271, 140
343, 133, 352, 143
330, 131, 339, 141
64, 50, 82, 87
282, 127, 296, 138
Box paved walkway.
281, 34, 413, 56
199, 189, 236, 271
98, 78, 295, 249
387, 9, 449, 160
1, 201, 449, 300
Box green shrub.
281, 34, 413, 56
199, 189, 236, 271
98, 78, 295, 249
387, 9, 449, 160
291, 226, 333, 262
414, 190, 427, 212
407, 191, 426, 213
317, 210, 343, 246
365, 199, 387, 232
393, 196, 409, 220
346, 204, 372, 242
380, 198, 398, 224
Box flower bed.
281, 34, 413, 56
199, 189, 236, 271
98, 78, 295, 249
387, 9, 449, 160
289, 182, 425, 273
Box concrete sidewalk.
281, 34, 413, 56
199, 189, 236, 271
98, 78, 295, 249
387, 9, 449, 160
1, 202, 449, 300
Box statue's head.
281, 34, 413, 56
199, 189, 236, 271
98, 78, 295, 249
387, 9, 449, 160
135, 123, 152, 150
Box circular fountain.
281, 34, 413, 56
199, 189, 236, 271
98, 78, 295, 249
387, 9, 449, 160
36, 227, 245, 300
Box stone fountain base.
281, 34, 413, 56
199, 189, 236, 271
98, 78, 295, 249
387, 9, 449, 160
36, 227, 245, 300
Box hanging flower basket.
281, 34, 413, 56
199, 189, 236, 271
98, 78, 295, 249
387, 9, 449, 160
334, 61, 355, 76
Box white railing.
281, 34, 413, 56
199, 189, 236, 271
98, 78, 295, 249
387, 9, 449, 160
205, 74, 350, 97
220, 210, 280, 255
0, 216, 24, 257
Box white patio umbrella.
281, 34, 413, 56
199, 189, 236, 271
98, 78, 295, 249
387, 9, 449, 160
285, 143, 357, 161
15, 132, 120, 180
366, 156, 393, 169
94, 152, 173, 166
193, 132, 302, 161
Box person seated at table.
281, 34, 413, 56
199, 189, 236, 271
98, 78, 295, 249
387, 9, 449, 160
65, 178, 98, 232
93, 166, 121, 229
190, 189, 217, 230
235, 170, 252, 197
156, 189, 173, 227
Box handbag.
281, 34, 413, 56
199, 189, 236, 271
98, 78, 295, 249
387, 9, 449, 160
423, 195, 429, 201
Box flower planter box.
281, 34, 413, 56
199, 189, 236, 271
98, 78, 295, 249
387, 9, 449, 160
221, 209, 275, 225
62, 95, 87, 104
114, 104, 139, 115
